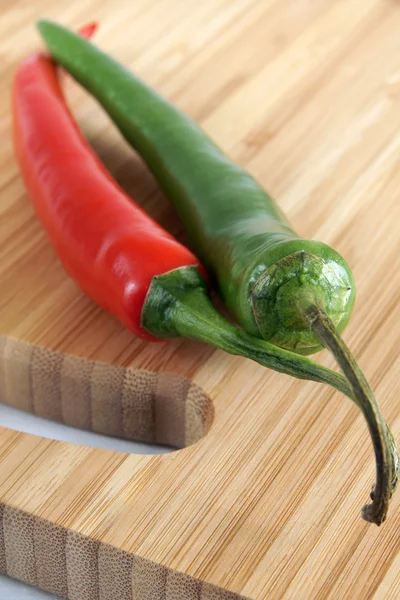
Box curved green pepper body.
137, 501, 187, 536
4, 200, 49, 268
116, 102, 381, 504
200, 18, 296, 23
38, 21, 355, 354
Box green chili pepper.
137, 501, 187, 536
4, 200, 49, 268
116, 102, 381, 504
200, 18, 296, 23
38, 20, 398, 525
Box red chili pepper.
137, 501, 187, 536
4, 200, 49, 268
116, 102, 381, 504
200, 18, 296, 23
78, 22, 98, 39
12, 52, 202, 341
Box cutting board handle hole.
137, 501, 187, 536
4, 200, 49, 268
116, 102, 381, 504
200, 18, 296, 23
0, 335, 214, 453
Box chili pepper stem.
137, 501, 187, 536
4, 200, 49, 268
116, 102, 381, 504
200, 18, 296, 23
251, 251, 354, 355
142, 266, 354, 395
300, 303, 399, 525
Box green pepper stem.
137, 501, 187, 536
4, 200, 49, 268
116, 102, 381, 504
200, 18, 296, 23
142, 266, 354, 396
301, 304, 399, 525
142, 266, 398, 523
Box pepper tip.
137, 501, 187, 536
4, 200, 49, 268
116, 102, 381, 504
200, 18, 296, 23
78, 22, 98, 40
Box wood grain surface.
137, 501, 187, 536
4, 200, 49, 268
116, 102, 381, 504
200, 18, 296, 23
0, 0, 399, 598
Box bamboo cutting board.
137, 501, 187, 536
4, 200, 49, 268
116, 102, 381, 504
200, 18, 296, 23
0, 0, 399, 598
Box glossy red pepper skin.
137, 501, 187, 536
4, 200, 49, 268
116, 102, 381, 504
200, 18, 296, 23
12, 53, 202, 341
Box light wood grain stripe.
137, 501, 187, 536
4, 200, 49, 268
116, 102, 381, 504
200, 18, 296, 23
121, 368, 157, 443
166, 569, 202, 599
155, 372, 191, 448
0, 336, 7, 407
0, 335, 33, 412
185, 382, 215, 447
61, 354, 94, 431
201, 583, 249, 599
34, 519, 68, 597
66, 530, 100, 600
98, 544, 133, 600
31, 345, 64, 422
4, 336, 34, 413
131, 555, 167, 599
89, 362, 125, 438
3, 505, 37, 586
0, 503, 5, 575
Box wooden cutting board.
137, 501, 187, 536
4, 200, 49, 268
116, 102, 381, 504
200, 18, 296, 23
0, 0, 399, 598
